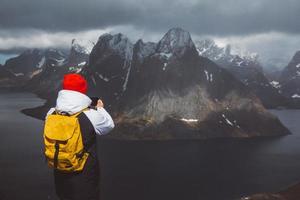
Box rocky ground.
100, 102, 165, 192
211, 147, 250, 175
240, 183, 300, 200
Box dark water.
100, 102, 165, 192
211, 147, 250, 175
0, 93, 300, 200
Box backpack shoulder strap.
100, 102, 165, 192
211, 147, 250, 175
71, 108, 90, 118
53, 108, 90, 118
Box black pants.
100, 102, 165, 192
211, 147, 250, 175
54, 156, 100, 200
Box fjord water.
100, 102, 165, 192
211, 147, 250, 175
0, 93, 300, 200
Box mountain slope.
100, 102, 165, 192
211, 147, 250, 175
280, 51, 300, 99
85, 28, 289, 139
2, 49, 68, 90
25, 41, 92, 98
195, 39, 293, 108
67, 39, 91, 68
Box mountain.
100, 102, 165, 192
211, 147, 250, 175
4, 49, 67, 79
18, 28, 290, 139
67, 39, 92, 69
1, 39, 92, 91
195, 39, 261, 70
25, 41, 93, 98
280, 51, 300, 99
1, 48, 68, 91
77, 28, 289, 139
81, 33, 134, 109
4, 49, 46, 80
195, 39, 293, 108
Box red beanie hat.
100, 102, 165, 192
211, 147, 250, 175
62, 73, 88, 94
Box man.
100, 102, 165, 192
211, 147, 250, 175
45, 73, 115, 200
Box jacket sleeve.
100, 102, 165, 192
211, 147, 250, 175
84, 107, 115, 135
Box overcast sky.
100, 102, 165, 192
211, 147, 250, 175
0, 0, 300, 69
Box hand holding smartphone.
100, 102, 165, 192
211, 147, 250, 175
96, 99, 104, 108
90, 97, 104, 109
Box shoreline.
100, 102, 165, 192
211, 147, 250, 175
241, 182, 300, 200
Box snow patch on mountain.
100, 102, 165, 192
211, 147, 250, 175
159, 52, 173, 59
55, 58, 66, 66
78, 61, 86, 67
36, 57, 45, 68
270, 81, 281, 89
204, 70, 209, 81
181, 118, 198, 122
30, 68, 43, 78
14, 73, 24, 77
122, 60, 132, 91
163, 63, 167, 71
95, 72, 110, 82
204, 70, 213, 82
292, 94, 300, 98
222, 114, 234, 126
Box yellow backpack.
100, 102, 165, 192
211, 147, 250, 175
43, 109, 89, 172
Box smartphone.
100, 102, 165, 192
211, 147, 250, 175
90, 97, 99, 107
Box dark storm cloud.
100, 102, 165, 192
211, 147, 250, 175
0, 0, 300, 36
1, 0, 300, 69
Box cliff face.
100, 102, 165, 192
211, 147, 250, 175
83, 33, 134, 109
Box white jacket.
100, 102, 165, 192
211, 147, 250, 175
46, 90, 115, 135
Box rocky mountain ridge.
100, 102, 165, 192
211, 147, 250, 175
79, 28, 290, 139
2, 28, 291, 139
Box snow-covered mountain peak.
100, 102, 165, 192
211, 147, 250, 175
96, 33, 133, 61
291, 51, 300, 64
195, 39, 217, 51
195, 39, 260, 67
195, 39, 226, 59
238, 50, 259, 62
71, 39, 94, 55
157, 28, 196, 57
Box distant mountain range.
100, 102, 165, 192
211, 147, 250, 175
0, 28, 294, 139
195, 39, 299, 108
